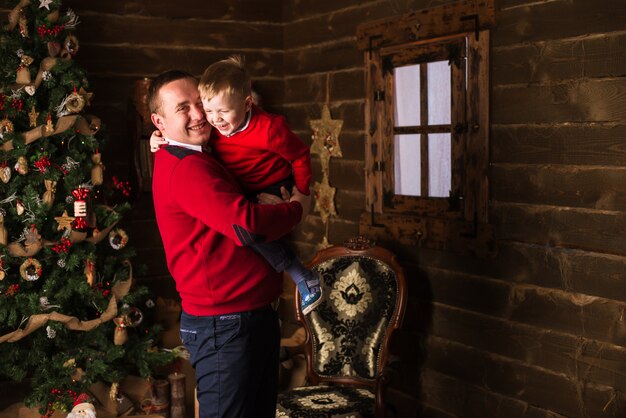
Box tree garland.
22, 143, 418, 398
0, 260, 132, 343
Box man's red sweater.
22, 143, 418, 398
152, 145, 303, 316
209, 104, 312, 194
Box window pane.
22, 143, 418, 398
394, 65, 420, 127
427, 61, 451, 125
394, 134, 421, 196
428, 133, 451, 198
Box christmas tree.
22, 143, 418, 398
0, 0, 174, 415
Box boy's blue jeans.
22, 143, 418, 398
248, 176, 298, 272
180, 305, 280, 418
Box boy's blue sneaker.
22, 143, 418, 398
297, 276, 323, 315
301, 287, 323, 315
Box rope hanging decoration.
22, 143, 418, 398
0, 260, 133, 343
6, 205, 121, 257
309, 73, 343, 249
1, 113, 101, 152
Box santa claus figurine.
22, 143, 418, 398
66, 393, 96, 418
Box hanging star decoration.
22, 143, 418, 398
29, 105, 39, 128
313, 180, 337, 224
308, 104, 343, 226
54, 210, 75, 231
39, 0, 53, 10
310, 104, 343, 176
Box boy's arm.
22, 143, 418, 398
149, 130, 167, 152
170, 155, 303, 246
267, 116, 312, 195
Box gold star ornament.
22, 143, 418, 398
55, 210, 75, 231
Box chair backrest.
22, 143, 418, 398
296, 236, 407, 388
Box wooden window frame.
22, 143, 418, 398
357, 0, 495, 253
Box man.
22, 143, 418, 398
149, 70, 309, 418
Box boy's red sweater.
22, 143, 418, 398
209, 104, 312, 194
152, 146, 303, 316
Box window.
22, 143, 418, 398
357, 0, 495, 251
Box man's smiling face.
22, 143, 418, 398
151, 77, 212, 145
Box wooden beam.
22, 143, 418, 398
359, 211, 494, 254
356, 0, 496, 51
492, 202, 626, 256
465, 31, 490, 223
492, 124, 626, 166
364, 49, 383, 212
63, 0, 282, 21
492, 164, 626, 211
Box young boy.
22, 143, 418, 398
150, 56, 322, 315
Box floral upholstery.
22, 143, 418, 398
309, 257, 397, 378
277, 251, 402, 418
276, 385, 375, 417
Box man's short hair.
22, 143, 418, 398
198, 55, 251, 101
148, 70, 196, 114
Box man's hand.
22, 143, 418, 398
257, 187, 291, 205
256, 186, 310, 222
150, 130, 167, 152
288, 186, 311, 221
256, 193, 284, 205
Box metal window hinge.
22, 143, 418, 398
370, 204, 384, 227
374, 90, 385, 102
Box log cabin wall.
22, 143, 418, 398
282, 0, 626, 417
2, 0, 626, 416
455, 0, 626, 416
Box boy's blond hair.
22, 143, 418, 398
199, 55, 252, 101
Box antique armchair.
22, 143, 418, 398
276, 236, 407, 418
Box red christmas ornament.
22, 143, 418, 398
11, 98, 24, 111
4, 284, 19, 297
35, 156, 51, 173
51, 237, 71, 253
37, 23, 65, 39
72, 217, 88, 230
112, 176, 132, 197
71, 187, 91, 230
95, 282, 111, 297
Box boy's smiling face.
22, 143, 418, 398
202, 90, 252, 136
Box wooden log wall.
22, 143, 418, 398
2, 0, 626, 416
283, 0, 626, 417
413, 0, 626, 417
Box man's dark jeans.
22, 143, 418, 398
180, 305, 280, 418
